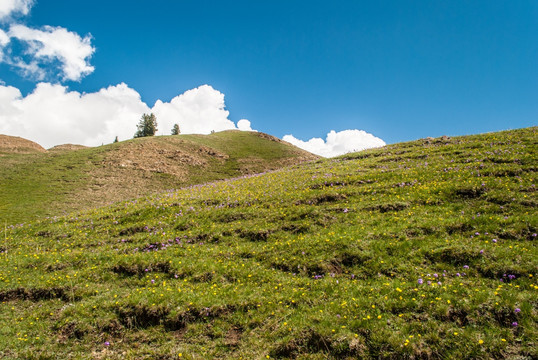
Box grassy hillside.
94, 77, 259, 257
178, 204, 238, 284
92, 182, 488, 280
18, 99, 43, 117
0, 131, 318, 225
0, 127, 536, 359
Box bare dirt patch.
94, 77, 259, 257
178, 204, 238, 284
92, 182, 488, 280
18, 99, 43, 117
224, 326, 243, 347
0, 287, 72, 302
253, 132, 286, 143
65, 138, 230, 209
102, 138, 228, 177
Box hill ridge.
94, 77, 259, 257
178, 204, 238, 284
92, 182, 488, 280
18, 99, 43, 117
0, 130, 319, 224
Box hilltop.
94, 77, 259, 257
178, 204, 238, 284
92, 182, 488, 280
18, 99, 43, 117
0, 135, 46, 154
0, 127, 536, 359
0, 131, 318, 224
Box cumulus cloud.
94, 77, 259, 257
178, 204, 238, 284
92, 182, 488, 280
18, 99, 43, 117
0, 82, 149, 148
236, 119, 255, 131
283, 129, 385, 157
0, 83, 254, 148
6, 24, 95, 81
0, 0, 33, 20
152, 85, 240, 135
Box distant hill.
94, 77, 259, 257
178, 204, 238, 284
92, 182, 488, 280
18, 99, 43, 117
48, 144, 89, 152
0, 131, 318, 224
0, 134, 46, 154
1, 127, 535, 359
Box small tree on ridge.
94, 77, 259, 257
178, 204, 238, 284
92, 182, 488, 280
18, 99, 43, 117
171, 123, 180, 135
134, 113, 158, 138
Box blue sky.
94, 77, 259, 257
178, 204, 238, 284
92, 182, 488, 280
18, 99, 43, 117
0, 0, 536, 155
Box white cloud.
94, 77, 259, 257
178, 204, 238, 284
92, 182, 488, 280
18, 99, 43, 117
0, 28, 9, 46
0, 0, 33, 20
0, 1, 94, 82
0, 28, 9, 63
0, 83, 254, 148
0, 82, 149, 148
283, 129, 385, 157
152, 84, 256, 135
0, 81, 382, 156
6, 57, 45, 79
237, 119, 255, 131
7, 24, 95, 81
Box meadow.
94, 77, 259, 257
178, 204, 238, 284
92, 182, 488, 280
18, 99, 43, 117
0, 127, 536, 359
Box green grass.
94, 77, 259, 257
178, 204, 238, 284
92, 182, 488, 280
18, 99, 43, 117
0, 131, 317, 225
0, 127, 536, 359
0, 148, 104, 224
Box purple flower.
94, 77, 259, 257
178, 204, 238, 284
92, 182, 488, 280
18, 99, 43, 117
456, 273, 461, 277
492, 239, 497, 243
511, 322, 518, 327
433, 273, 438, 278
463, 265, 469, 269
480, 250, 484, 254
437, 281, 442, 285
515, 308, 521, 313
104, 341, 110, 346
418, 278, 423, 284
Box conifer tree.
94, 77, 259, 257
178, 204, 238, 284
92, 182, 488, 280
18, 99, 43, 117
134, 113, 158, 138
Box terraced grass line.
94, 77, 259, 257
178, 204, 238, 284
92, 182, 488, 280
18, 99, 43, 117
0, 127, 536, 359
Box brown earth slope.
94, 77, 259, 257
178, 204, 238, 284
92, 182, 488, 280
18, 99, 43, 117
0, 134, 46, 154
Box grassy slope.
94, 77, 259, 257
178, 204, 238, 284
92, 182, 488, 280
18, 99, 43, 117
0, 131, 317, 225
0, 127, 536, 359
